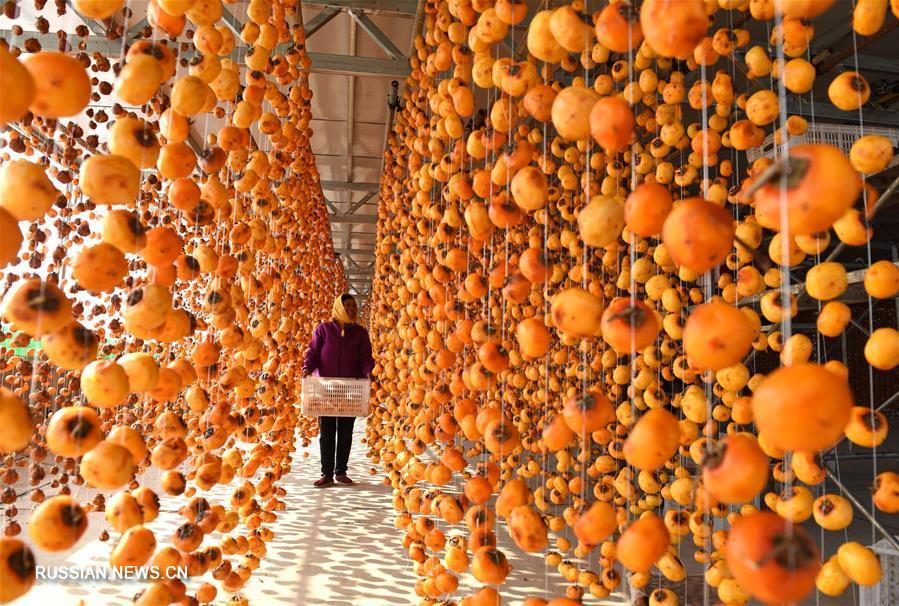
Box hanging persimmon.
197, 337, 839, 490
702, 434, 769, 504
726, 512, 820, 605
750, 144, 862, 235
683, 302, 755, 370
752, 363, 854, 452
662, 198, 735, 274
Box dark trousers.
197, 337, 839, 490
319, 416, 355, 477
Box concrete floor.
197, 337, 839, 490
14, 424, 892, 605
14, 424, 599, 606
16, 425, 422, 606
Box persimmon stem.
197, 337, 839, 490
607, 306, 648, 325
744, 157, 811, 197
733, 234, 773, 272
751, 533, 817, 570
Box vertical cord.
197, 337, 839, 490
540, 9, 552, 594
699, 49, 713, 606
772, 3, 798, 576
624, 18, 639, 605
848, 0, 879, 549
800, 29, 828, 606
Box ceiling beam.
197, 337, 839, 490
323, 199, 340, 215
333, 247, 376, 255
307, 52, 409, 78
304, 6, 341, 38
1, 29, 409, 78
127, 17, 148, 36
839, 53, 899, 75
222, 4, 408, 77
0, 30, 104, 53
303, 0, 418, 15
343, 256, 375, 272
342, 225, 352, 252
220, 7, 244, 36
5, 123, 77, 171
343, 256, 375, 271
346, 191, 378, 214
329, 214, 378, 224
816, 20, 898, 73
786, 99, 899, 127
347, 9, 406, 61
184, 132, 204, 156
65, 0, 109, 38
315, 153, 382, 160
809, 21, 854, 66
320, 180, 379, 191
310, 118, 386, 125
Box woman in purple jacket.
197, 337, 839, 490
302, 293, 374, 487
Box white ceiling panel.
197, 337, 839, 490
352, 123, 388, 158
308, 74, 350, 122
354, 78, 394, 124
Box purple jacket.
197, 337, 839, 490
302, 320, 374, 379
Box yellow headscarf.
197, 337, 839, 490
332, 294, 351, 334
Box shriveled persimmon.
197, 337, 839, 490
471, 547, 511, 584
508, 506, 548, 553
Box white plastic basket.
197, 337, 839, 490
300, 377, 370, 417
746, 123, 899, 165
859, 539, 899, 606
